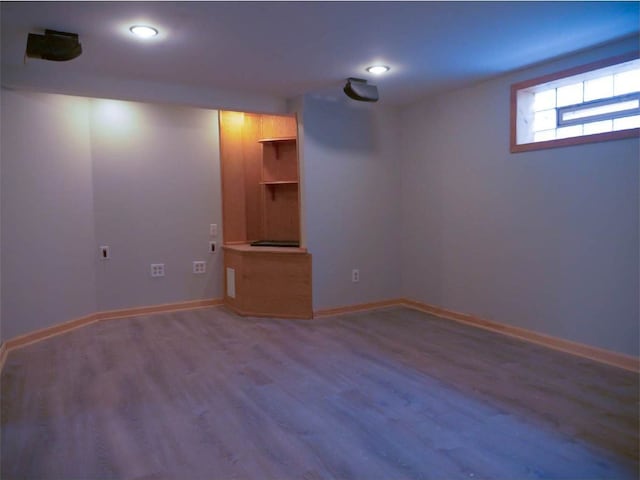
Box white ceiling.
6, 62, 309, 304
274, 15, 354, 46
1, 1, 639, 106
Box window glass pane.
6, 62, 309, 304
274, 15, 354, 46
583, 119, 612, 135
613, 115, 640, 130
533, 89, 556, 111
584, 75, 613, 101
533, 109, 556, 132
614, 69, 640, 95
561, 99, 640, 122
515, 58, 640, 148
556, 83, 583, 107
534, 129, 555, 142
556, 125, 583, 139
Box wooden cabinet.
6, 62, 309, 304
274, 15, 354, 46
219, 111, 312, 319
223, 245, 312, 319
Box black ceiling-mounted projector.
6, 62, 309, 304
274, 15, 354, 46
26, 29, 82, 61
343, 78, 379, 102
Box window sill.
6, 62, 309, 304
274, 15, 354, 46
510, 127, 639, 153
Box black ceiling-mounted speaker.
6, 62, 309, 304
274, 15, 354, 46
26, 29, 82, 61
343, 78, 379, 102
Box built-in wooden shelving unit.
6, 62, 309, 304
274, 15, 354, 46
218, 111, 312, 319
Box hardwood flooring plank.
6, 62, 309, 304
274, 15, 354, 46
2, 306, 638, 479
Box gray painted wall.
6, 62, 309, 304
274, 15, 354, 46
1, 91, 223, 340
1, 90, 97, 341
300, 95, 402, 310
2, 37, 638, 359
90, 99, 222, 311
400, 38, 639, 356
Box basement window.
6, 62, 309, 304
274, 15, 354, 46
511, 53, 640, 153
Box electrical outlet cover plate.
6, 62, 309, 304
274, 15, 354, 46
193, 261, 206, 274
151, 264, 165, 277
352, 269, 360, 282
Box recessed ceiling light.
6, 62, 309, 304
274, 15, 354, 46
129, 25, 158, 38
366, 65, 390, 75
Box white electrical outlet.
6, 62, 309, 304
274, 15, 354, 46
99, 246, 110, 260
352, 269, 360, 283
209, 241, 216, 254
151, 263, 165, 277
210, 224, 218, 237
193, 261, 206, 274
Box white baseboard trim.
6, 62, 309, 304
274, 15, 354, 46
0, 298, 224, 372
3, 297, 636, 374
314, 297, 639, 373
399, 298, 638, 373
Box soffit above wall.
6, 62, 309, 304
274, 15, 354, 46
1, 2, 638, 106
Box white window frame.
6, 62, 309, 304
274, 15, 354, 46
556, 93, 640, 127
510, 52, 640, 153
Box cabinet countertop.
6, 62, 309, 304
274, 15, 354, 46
223, 243, 308, 254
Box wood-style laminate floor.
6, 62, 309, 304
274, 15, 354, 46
1, 306, 638, 480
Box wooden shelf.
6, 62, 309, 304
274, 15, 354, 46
258, 137, 296, 143
261, 180, 298, 199
260, 180, 298, 185
260, 137, 296, 159
223, 243, 307, 254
